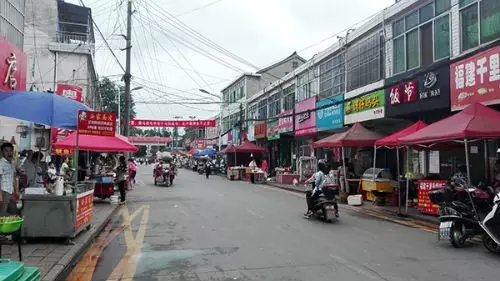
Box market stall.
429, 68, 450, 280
313, 123, 383, 201
225, 141, 268, 182
399, 103, 500, 215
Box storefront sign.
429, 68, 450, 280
277, 109, 293, 133
0, 35, 27, 92
295, 97, 316, 136
417, 180, 447, 215
451, 46, 500, 111
254, 121, 267, 139
344, 90, 384, 124
77, 110, 116, 136
385, 66, 450, 117
56, 84, 83, 101
267, 120, 280, 140
130, 119, 216, 127
75, 190, 93, 230
316, 95, 344, 131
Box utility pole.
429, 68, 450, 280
239, 103, 243, 144
123, 0, 133, 140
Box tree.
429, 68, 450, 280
98, 78, 138, 134
172, 127, 179, 147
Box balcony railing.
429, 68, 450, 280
57, 31, 93, 45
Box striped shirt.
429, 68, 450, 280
0, 157, 15, 194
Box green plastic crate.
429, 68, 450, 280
16, 267, 40, 281
0, 259, 24, 281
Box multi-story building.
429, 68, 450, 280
24, 0, 100, 153
0, 0, 29, 149
219, 52, 306, 146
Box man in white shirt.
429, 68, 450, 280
0, 142, 19, 216
23, 150, 36, 187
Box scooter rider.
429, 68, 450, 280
304, 162, 327, 218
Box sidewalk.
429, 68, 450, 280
267, 181, 439, 226
1, 201, 119, 281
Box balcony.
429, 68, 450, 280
49, 30, 95, 54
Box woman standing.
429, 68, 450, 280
115, 156, 128, 205
128, 158, 137, 187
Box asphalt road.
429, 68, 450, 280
67, 165, 500, 281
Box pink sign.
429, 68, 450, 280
294, 97, 316, 136
278, 109, 293, 133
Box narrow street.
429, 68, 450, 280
67, 165, 499, 281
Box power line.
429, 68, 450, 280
174, 0, 223, 17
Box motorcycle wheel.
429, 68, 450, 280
450, 224, 466, 248
322, 207, 332, 223
154, 178, 158, 186
483, 235, 500, 253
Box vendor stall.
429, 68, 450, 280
225, 141, 268, 182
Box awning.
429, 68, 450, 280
313, 123, 383, 148
375, 121, 427, 148
53, 132, 138, 152
227, 141, 268, 153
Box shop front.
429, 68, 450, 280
266, 120, 280, 173
315, 95, 344, 162
295, 97, 316, 181
254, 121, 267, 151
277, 109, 294, 168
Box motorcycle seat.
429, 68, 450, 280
451, 201, 470, 212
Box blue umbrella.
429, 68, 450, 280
0, 91, 90, 129
199, 148, 216, 156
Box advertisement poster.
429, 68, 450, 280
52, 84, 84, 155
130, 119, 216, 127
0, 35, 27, 92
267, 120, 280, 140
75, 190, 94, 230
316, 95, 344, 131
344, 90, 385, 124
246, 123, 255, 141
417, 180, 447, 215
294, 97, 316, 136
77, 111, 116, 136
277, 109, 293, 133
254, 121, 267, 139
385, 66, 451, 117
450, 45, 500, 111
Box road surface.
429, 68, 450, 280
66, 165, 500, 281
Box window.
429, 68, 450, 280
346, 31, 384, 91
283, 84, 295, 111
0, 0, 25, 49
460, 0, 500, 52
268, 93, 281, 118
239, 86, 244, 99
318, 52, 345, 99
248, 104, 257, 122
392, 0, 452, 74
258, 99, 267, 119
292, 61, 299, 69
434, 15, 450, 60
297, 72, 312, 102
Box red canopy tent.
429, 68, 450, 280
53, 132, 138, 152
399, 103, 500, 146
227, 141, 268, 153
313, 122, 383, 148
218, 144, 235, 155
375, 121, 428, 148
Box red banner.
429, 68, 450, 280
130, 119, 216, 127
417, 180, 447, 215
451, 45, 500, 111
254, 122, 267, 139
77, 111, 116, 136
0, 35, 27, 92
52, 84, 84, 155
75, 190, 93, 230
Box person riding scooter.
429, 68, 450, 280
304, 162, 327, 218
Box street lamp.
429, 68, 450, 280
199, 89, 223, 150
117, 86, 143, 134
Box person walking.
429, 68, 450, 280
115, 156, 128, 205
205, 160, 211, 179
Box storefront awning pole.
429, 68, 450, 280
396, 147, 401, 214
342, 147, 348, 194
464, 138, 471, 185
73, 130, 80, 185
372, 145, 376, 181
405, 148, 409, 214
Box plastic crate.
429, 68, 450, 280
17, 267, 40, 281
0, 259, 24, 281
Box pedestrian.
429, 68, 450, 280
205, 160, 211, 179
115, 156, 128, 205
128, 158, 137, 187
0, 142, 20, 216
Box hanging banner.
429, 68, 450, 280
77, 111, 116, 136
267, 120, 280, 140
316, 95, 344, 131
254, 121, 267, 139
344, 90, 385, 124
130, 119, 216, 127
277, 109, 293, 133
450, 45, 500, 111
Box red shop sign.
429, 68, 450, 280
0, 35, 27, 92
77, 110, 116, 136
278, 109, 293, 133
254, 122, 267, 139
75, 190, 94, 230
451, 45, 500, 111
389, 81, 418, 106
417, 180, 447, 215
52, 84, 84, 155
130, 119, 216, 127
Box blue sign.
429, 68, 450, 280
316, 95, 344, 131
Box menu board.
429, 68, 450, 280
417, 180, 447, 215
75, 190, 94, 230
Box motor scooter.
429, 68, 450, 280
480, 191, 500, 253
304, 184, 339, 223
153, 164, 170, 187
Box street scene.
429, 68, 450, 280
65, 166, 499, 281
0, 0, 500, 281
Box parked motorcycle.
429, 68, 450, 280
431, 181, 494, 248
305, 184, 339, 223
480, 191, 500, 253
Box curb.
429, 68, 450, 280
44, 204, 120, 281
267, 183, 439, 226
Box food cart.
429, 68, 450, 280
361, 168, 393, 204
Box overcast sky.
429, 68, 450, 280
70, 0, 394, 121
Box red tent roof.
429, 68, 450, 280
375, 121, 428, 148
313, 123, 383, 148
399, 103, 500, 145
54, 132, 138, 152
227, 141, 268, 153
218, 144, 235, 155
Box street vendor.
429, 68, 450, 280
0, 143, 20, 216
